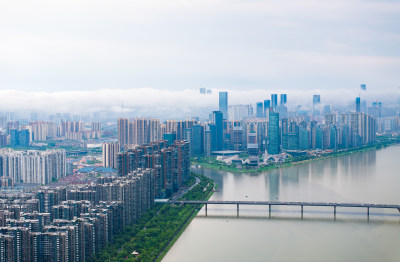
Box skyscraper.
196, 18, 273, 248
280, 94, 287, 105
219, 92, 228, 120
212, 111, 223, 151
267, 110, 280, 155
191, 125, 204, 156
256, 102, 263, 118
263, 99, 271, 118
271, 94, 278, 109
118, 118, 128, 150
313, 95, 321, 105
355, 97, 361, 113
102, 142, 120, 169
313, 95, 321, 116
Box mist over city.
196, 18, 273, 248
0, 87, 399, 119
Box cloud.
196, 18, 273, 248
0, 0, 399, 92
0, 88, 398, 119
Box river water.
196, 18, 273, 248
163, 145, 400, 262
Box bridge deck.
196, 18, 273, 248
168, 200, 400, 210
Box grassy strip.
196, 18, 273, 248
92, 173, 214, 262
192, 137, 400, 174
156, 180, 215, 262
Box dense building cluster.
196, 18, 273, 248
117, 118, 197, 150
117, 140, 190, 198
0, 168, 157, 261
114, 92, 382, 160
0, 149, 66, 184
0, 120, 102, 147
117, 113, 377, 159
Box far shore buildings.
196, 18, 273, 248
0, 149, 66, 184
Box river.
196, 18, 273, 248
163, 145, 400, 262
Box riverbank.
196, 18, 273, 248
93, 172, 214, 262
192, 136, 400, 174
155, 176, 214, 262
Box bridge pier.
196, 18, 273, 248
205, 204, 207, 216
334, 206, 336, 220
367, 207, 370, 219
301, 205, 303, 219
237, 204, 239, 217
269, 204, 271, 218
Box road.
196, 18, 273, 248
171, 177, 200, 201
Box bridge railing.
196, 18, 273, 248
166, 200, 400, 218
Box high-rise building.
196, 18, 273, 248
313, 95, 321, 105
163, 133, 177, 146
219, 92, 228, 120
0, 149, 66, 184
256, 102, 264, 118
118, 118, 128, 150
204, 129, 212, 157
324, 105, 331, 115
9, 129, 30, 147
18, 130, 30, 147
325, 114, 337, 126
355, 97, 361, 113
313, 95, 321, 116
361, 84, 366, 91
271, 94, 278, 109
212, 111, 224, 151
263, 100, 271, 118
228, 105, 253, 121
280, 94, 287, 105
0, 132, 7, 147
298, 126, 309, 150
102, 142, 120, 169
191, 125, 204, 156
133, 118, 148, 146
9, 129, 18, 147
267, 110, 280, 154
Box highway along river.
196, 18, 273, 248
163, 145, 400, 262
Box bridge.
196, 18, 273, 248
167, 200, 400, 218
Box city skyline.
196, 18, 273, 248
1, 1, 400, 260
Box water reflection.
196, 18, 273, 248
267, 171, 280, 201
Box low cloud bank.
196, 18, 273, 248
0, 87, 398, 117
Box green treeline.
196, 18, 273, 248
92, 173, 214, 262
192, 135, 400, 174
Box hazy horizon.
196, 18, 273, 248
1, 1, 400, 96
0, 87, 398, 118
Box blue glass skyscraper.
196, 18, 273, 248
280, 94, 287, 105
219, 92, 228, 120
256, 102, 263, 118
267, 111, 280, 154
212, 111, 224, 151
263, 99, 270, 117
191, 125, 204, 156
355, 97, 361, 113
271, 94, 278, 109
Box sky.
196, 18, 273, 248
0, 0, 400, 114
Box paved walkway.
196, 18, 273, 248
171, 177, 200, 201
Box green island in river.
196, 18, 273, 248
92, 173, 214, 262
